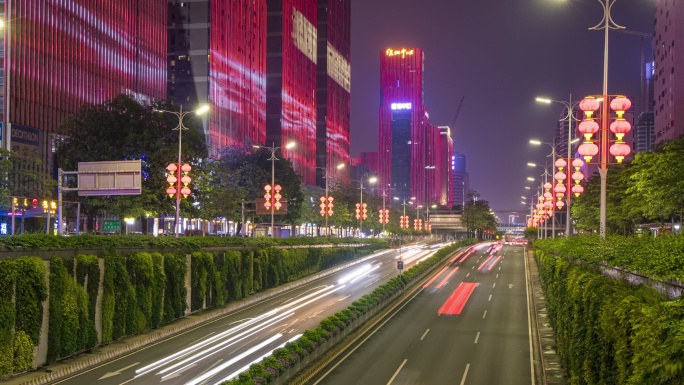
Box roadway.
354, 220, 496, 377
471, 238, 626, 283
311, 244, 534, 385
50, 242, 455, 385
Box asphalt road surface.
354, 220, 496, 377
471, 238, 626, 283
51, 242, 456, 385
312, 244, 534, 385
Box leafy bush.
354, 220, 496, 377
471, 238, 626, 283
534, 245, 684, 384
14, 257, 47, 347
0, 260, 16, 376
12, 331, 34, 372
162, 253, 188, 322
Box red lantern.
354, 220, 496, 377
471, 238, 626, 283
610, 142, 631, 163
555, 159, 567, 169
167, 163, 178, 172
610, 96, 631, 118
572, 185, 584, 197
181, 175, 192, 185
181, 187, 191, 197
610, 119, 631, 141
578, 120, 599, 140
181, 163, 192, 173
554, 171, 566, 181
554, 184, 566, 194
578, 142, 599, 162
166, 187, 176, 197
556, 200, 565, 209
579, 97, 600, 118
572, 158, 584, 169
167, 175, 178, 184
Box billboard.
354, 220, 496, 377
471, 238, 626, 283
78, 160, 142, 196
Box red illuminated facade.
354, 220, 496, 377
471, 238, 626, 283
208, 0, 267, 157
378, 48, 428, 204
316, 0, 351, 185
1, 0, 167, 174
266, 0, 318, 185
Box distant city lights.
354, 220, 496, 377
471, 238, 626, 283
391, 102, 412, 110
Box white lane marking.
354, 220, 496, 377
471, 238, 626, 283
98, 362, 140, 380
420, 329, 430, 341
313, 287, 426, 384
493, 283, 496, 288
474, 332, 480, 344
387, 359, 408, 385
472, 266, 475, 269
460, 363, 470, 385
496, 274, 499, 279
488, 294, 492, 301
499, 267, 502, 270
525, 247, 536, 385
483, 310, 487, 319
466, 273, 470, 277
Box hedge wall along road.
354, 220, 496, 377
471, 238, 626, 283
0, 242, 382, 376
47, 257, 97, 363
0, 257, 47, 375
535, 248, 684, 385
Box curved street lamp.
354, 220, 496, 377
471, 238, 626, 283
253, 141, 296, 238
155, 104, 210, 237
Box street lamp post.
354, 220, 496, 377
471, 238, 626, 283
355, 177, 377, 237
156, 104, 209, 237
527, 161, 553, 238
536, 96, 581, 237
591, 0, 625, 238
254, 142, 295, 238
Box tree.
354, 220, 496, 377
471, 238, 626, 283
461, 192, 497, 238
211, 144, 305, 232
0, 149, 56, 207
55, 95, 208, 229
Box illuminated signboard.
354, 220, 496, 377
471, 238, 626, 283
391, 103, 412, 110
386, 48, 415, 58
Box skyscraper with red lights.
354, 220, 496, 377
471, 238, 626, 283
266, 0, 318, 185
316, 0, 351, 185
378, 48, 429, 204
1, 0, 167, 175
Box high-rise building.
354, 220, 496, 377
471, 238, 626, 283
425, 123, 441, 205
452, 152, 468, 209
168, 1, 267, 158
634, 112, 655, 153
654, 1, 684, 143
1, 0, 167, 176
378, 48, 428, 204
316, 0, 351, 186
438, 126, 453, 206
266, 0, 318, 185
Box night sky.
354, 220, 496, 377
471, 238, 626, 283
349, 0, 655, 215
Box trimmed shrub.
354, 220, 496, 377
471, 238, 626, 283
12, 331, 33, 372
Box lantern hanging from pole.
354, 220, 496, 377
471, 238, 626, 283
579, 96, 600, 119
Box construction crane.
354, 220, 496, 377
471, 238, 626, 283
449, 96, 465, 131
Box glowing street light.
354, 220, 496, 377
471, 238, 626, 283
156, 104, 210, 237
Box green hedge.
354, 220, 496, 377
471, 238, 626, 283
535, 246, 684, 384
47, 257, 97, 363
0, 260, 16, 376
222, 239, 479, 385
534, 235, 684, 281
0, 242, 384, 376
0, 234, 387, 253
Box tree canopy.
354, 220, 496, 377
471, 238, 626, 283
55, 94, 208, 220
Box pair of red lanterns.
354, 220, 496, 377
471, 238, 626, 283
355, 203, 368, 220
399, 215, 409, 229
320, 196, 334, 216
577, 96, 632, 163
414, 218, 423, 231
166, 163, 192, 198
378, 209, 390, 224
264, 184, 283, 210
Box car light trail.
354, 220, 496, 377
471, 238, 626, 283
159, 312, 294, 379
477, 255, 495, 271
438, 282, 478, 315
185, 333, 283, 385
348, 265, 380, 284
435, 267, 459, 289
423, 266, 449, 288
337, 264, 372, 284
212, 334, 303, 385
480, 255, 502, 272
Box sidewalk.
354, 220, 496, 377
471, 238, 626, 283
527, 247, 567, 385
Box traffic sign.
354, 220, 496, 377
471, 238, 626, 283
397, 260, 404, 270
104, 220, 121, 232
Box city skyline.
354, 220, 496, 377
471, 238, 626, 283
350, 0, 655, 213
